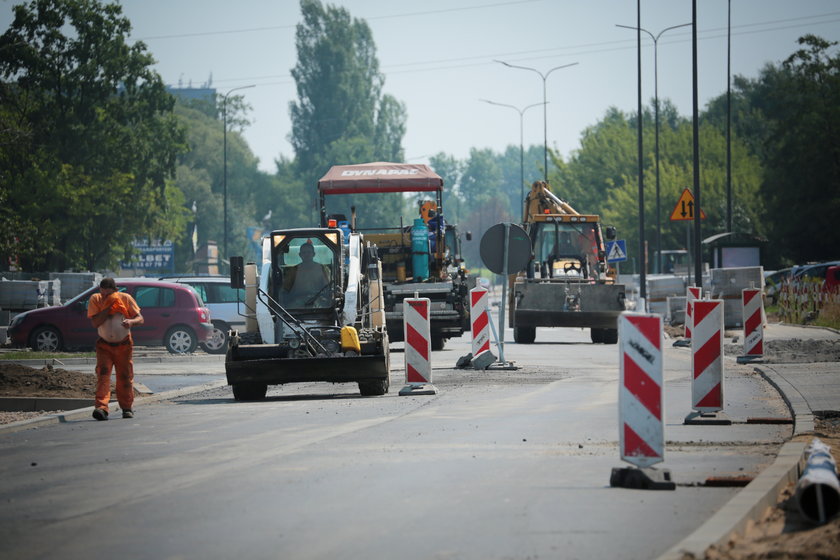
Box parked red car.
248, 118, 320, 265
7, 280, 213, 353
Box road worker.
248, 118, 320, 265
87, 277, 144, 420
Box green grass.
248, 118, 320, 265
0, 350, 96, 361
814, 301, 840, 330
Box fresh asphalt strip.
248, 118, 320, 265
0, 355, 813, 558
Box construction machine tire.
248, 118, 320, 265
232, 382, 268, 401
590, 328, 605, 344
431, 337, 445, 351
358, 378, 389, 396
603, 328, 619, 344
513, 326, 536, 344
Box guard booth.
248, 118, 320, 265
702, 232, 767, 269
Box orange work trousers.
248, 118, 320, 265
94, 337, 134, 412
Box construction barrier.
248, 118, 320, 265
684, 286, 702, 339
403, 297, 432, 386
741, 288, 764, 359
469, 287, 496, 369
691, 299, 725, 412
618, 312, 664, 468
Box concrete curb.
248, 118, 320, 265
656, 359, 814, 560
657, 440, 806, 560
0, 354, 225, 367
752, 365, 815, 436
0, 379, 228, 436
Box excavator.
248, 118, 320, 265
510, 181, 626, 344
224, 227, 390, 400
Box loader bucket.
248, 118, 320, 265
225, 352, 389, 386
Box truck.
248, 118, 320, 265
510, 181, 627, 344
316, 162, 472, 350
224, 227, 390, 400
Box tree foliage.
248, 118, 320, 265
288, 0, 407, 227
173, 100, 310, 270
0, 0, 188, 271
753, 36, 839, 263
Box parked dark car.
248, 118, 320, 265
7, 280, 213, 353
792, 261, 840, 283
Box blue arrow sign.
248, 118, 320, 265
606, 240, 627, 263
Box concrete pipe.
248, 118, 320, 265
796, 438, 840, 525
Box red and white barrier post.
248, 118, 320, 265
685, 299, 731, 424
400, 297, 437, 396
610, 312, 675, 490
738, 288, 764, 363
685, 286, 702, 340
469, 287, 496, 370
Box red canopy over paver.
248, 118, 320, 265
317, 162, 443, 194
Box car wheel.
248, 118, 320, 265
603, 328, 619, 345
513, 326, 536, 344
232, 382, 267, 401
431, 337, 445, 351
200, 321, 229, 354
30, 326, 62, 352
590, 328, 605, 344
165, 326, 197, 354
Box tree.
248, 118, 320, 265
756, 35, 840, 263
429, 152, 463, 224
288, 0, 407, 226
0, 0, 187, 271
174, 99, 310, 271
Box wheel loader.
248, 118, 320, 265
510, 181, 627, 344
225, 227, 390, 400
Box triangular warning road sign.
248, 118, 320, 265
670, 188, 706, 221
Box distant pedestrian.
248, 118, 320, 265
87, 278, 144, 420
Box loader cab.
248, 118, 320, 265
530, 217, 602, 280
270, 229, 344, 312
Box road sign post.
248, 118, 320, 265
479, 222, 531, 369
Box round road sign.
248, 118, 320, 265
479, 222, 531, 274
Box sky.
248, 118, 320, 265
2, 0, 839, 173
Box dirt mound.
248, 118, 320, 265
0, 363, 96, 398
723, 338, 840, 363
701, 416, 840, 560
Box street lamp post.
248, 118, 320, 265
222, 84, 255, 264
494, 60, 578, 183
616, 22, 690, 273
479, 99, 546, 217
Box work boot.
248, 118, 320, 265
92, 408, 108, 421
122, 409, 134, 419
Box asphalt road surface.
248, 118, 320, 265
0, 326, 790, 560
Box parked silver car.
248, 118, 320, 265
159, 276, 248, 354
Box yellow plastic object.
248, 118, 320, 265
340, 326, 361, 353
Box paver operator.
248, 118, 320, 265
87, 277, 144, 421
